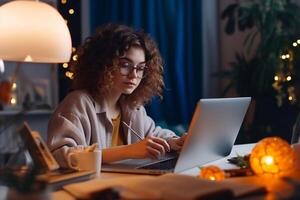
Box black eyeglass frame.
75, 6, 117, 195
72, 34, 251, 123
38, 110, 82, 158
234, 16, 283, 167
118, 60, 148, 79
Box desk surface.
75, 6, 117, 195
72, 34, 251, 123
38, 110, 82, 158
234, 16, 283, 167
53, 143, 260, 200
2, 143, 299, 200
53, 143, 300, 200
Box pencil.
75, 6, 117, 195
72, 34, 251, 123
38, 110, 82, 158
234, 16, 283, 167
121, 121, 143, 140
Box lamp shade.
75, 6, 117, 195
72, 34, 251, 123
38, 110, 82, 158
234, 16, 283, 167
0, 0, 72, 63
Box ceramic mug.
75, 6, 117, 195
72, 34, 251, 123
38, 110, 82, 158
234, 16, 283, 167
67, 150, 102, 175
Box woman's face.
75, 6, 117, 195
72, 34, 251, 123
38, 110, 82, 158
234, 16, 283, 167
111, 46, 146, 96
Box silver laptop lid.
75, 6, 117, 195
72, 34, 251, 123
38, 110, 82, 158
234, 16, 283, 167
174, 97, 251, 173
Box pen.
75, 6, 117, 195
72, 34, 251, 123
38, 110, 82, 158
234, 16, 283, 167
122, 121, 143, 140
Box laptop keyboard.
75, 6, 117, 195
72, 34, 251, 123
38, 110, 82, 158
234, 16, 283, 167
138, 158, 178, 170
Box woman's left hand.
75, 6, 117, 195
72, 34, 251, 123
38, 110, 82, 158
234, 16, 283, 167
167, 133, 187, 151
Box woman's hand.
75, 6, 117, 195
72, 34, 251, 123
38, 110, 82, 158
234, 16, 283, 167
129, 136, 170, 159
102, 136, 170, 163
167, 133, 187, 151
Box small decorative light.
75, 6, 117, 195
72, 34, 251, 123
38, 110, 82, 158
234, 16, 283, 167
12, 82, 17, 90
72, 54, 78, 61
72, 47, 76, 52
288, 96, 293, 101
10, 97, 16, 105
274, 76, 279, 81
199, 165, 225, 181
286, 76, 292, 81
297, 39, 300, 44
285, 54, 290, 58
62, 63, 68, 68
293, 42, 297, 47
250, 137, 295, 178
65, 71, 74, 79
68, 9, 74, 15
61, 0, 67, 4
281, 55, 286, 59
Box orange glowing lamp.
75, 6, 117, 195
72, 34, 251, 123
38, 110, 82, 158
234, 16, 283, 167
250, 137, 295, 178
199, 165, 225, 181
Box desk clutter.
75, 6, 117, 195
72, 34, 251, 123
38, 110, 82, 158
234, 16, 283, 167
1, 122, 300, 199
63, 173, 265, 200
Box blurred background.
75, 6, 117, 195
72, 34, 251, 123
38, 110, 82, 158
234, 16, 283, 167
1, 0, 300, 152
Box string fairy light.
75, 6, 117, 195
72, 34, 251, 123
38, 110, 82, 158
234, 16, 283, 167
65, 71, 74, 79
62, 63, 68, 68
273, 38, 300, 106
72, 54, 78, 61
68, 9, 74, 15
59, 0, 79, 80
11, 82, 17, 90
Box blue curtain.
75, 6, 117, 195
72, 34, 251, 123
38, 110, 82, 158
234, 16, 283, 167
89, 0, 202, 127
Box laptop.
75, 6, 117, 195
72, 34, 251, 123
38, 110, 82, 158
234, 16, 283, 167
101, 97, 251, 175
18, 122, 94, 190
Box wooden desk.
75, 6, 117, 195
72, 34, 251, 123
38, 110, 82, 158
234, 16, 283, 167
35, 144, 300, 199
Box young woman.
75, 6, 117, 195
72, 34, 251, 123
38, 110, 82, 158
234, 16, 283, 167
47, 24, 186, 168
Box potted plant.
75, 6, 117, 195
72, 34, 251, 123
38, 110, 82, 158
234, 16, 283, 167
219, 0, 300, 142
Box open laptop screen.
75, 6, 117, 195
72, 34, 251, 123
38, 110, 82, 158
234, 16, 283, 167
102, 97, 251, 174
174, 97, 251, 172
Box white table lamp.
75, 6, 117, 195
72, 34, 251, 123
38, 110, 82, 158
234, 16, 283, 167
0, 0, 72, 63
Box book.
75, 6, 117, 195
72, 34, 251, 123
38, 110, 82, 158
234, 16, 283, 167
63, 173, 265, 199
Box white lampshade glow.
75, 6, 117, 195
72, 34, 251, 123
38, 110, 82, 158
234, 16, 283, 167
0, 0, 72, 63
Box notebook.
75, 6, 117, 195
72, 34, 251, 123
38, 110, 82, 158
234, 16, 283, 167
18, 122, 94, 190
101, 97, 251, 174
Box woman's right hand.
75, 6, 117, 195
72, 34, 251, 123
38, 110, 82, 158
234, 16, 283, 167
128, 136, 170, 159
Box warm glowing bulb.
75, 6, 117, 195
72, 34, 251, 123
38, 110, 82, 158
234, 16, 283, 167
261, 155, 274, 165
62, 63, 68, 68
61, 0, 67, 4
12, 82, 17, 90
72, 47, 76, 52
24, 55, 33, 62
281, 55, 286, 59
10, 97, 16, 105
69, 9, 74, 15
286, 76, 292, 81
250, 137, 295, 178
65, 71, 74, 79
286, 54, 290, 58
293, 42, 297, 47
289, 96, 293, 101
72, 54, 78, 61
274, 76, 279, 81
199, 165, 225, 181
297, 39, 300, 44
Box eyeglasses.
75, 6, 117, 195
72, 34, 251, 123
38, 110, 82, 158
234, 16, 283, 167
118, 60, 147, 79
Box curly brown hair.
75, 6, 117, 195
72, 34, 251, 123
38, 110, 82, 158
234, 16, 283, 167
71, 23, 164, 108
